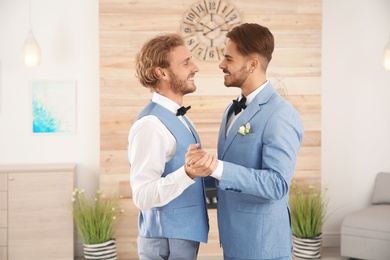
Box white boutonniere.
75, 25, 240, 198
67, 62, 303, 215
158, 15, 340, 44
238, 122, 251, 135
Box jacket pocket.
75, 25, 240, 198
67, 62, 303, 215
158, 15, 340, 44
236, 201, 273, 214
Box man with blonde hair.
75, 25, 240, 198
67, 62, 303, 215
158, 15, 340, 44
128, 33, 217, 259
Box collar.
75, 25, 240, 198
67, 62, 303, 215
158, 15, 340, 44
239, 80, 269, 105
152, 93, 181, 115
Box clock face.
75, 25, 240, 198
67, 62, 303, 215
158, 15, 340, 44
180, 0, 241, 62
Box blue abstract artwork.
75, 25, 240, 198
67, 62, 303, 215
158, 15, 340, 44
31, 81, 76, 134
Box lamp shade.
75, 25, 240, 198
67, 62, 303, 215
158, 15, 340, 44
382, 37, 390, 70
21, 29, 41, 67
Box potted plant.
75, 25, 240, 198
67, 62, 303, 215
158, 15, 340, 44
289, 181, 329, 259
71, 188, 123, 260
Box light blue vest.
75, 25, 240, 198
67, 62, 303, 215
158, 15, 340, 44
135, 102, 209, 242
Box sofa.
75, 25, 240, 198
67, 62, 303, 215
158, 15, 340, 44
341, 172, 390, 260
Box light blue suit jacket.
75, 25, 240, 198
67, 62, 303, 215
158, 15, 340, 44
217, 82, 303, 259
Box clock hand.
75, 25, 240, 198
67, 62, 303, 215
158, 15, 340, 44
198, 22, 214, 31
203, 20, 229, 36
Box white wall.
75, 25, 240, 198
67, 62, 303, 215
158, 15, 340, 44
322, 0, 390, 245
1, 0, 390, 251
0, 0, 99, 194
0, 1, 99, 255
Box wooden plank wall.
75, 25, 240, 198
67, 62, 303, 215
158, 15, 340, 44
99, 0, 322, 258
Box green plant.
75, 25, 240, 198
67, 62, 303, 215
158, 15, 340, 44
71, 188, 122, 245
289, 181, 329, 238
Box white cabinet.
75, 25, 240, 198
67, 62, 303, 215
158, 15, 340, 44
0, 164, 75, 260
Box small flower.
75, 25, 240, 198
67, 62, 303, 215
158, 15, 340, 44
238, 122, 251, 135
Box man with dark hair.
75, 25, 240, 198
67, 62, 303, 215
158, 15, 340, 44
186, 23, 304, 260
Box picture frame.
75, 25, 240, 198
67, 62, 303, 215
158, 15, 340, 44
31, 80, 77, 134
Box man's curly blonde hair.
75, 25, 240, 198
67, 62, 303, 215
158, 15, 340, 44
135, 34, 185, 91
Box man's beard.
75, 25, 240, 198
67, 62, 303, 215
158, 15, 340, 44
168, 69, 194, 95
224, 65, 250, 88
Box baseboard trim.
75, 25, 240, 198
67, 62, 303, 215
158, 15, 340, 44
322, 231, 340, 247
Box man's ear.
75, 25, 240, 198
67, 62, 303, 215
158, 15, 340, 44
155, 67, 168, 79
249, 57, 259, 72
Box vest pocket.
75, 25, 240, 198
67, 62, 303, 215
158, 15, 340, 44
173, 205, 199, 215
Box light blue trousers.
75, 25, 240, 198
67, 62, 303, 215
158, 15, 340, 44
137, 236, 200, 260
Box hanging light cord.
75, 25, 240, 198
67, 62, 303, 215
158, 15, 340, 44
29, 0, 32, 32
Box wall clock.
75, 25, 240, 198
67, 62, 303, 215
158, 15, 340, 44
180, 0, 241, 62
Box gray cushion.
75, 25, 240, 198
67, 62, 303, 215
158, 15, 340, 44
341, 205, 390, 240
371, 172, 390, 204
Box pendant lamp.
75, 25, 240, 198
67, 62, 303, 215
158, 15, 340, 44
21, 0, 41, 67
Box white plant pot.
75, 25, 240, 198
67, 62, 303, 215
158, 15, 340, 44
292, 234, 322, 259
83, 239, 117, 260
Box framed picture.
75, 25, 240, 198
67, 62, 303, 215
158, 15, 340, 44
31, 80, 77, 134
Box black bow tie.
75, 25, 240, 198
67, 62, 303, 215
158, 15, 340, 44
231, 96, 247, 115
176, 105, 191, 116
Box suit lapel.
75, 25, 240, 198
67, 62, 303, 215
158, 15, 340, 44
218, 83, 276, 159
218, 105, 231, 153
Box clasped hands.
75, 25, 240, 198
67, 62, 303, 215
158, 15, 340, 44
185, 143, 218, 179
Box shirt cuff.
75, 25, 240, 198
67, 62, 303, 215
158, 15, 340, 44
210, 160, 223, 181
174, 165, 196, 186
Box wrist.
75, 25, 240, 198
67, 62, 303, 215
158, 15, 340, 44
184, 165, 195, 179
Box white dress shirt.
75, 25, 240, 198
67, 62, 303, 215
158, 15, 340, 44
226, 81, 268, 135
128, 93, 195, 210
210, 81, 269, 181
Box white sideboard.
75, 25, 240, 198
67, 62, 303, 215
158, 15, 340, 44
0, 164, 75, 260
